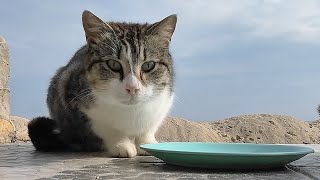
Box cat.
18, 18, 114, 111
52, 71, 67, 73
28, 10, 177, 158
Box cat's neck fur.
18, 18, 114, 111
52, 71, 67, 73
84, 87, 173, 137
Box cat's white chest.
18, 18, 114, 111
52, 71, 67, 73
83, 90, 173, 138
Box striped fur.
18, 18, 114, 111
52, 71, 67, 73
28, 10, 177, 157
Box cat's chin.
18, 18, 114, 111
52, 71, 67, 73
121, 99, 141, 106
119, 94, 150, 106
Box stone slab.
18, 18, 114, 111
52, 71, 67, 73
0, 143, 319, 180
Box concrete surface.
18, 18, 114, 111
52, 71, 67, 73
0, 143, 319, 180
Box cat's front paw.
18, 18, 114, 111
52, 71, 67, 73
109, 141, 137, 158
137, 146, 151, 156
136, 137, 158, 156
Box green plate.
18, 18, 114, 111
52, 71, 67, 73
140, 142, 314, 169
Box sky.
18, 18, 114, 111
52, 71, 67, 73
1, 0, 320, 121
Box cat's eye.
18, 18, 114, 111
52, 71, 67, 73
141, 61, 156, 72
106, 60, 122, 72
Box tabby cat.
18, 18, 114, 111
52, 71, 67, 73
28, 10, 177, 157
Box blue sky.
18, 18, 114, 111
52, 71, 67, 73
1, 0, 320, 121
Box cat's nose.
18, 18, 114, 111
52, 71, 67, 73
125, 84, 140, 95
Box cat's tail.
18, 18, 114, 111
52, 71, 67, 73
28, 117, 66, 151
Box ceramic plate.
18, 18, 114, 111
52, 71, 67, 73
140, 142, 314, 169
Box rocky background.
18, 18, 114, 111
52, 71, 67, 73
0, 36, 319, 144
157, 115, 320, 144
1, 115, 320, 144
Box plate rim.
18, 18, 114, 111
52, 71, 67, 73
140, 142, 315, 157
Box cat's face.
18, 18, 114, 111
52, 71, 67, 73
82, 11, 176, 106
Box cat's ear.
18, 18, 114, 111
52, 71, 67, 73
147, 14, 177, 43
82, 10, 113, 47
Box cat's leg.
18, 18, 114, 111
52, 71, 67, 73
103, 130, 137, 158
108, 137, 137, 158
135, 131, 158, 156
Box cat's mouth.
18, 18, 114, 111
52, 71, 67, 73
124, 101, 138, 105
122, 96, 141, 105
123, 99, 140, 105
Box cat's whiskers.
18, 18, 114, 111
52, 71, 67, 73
91, 89, 114, 99
99, 31, 119, 53
84, 95, 95, 106
66, 89, 92, 108
93, 88, 145, 103
105, 44, 117, 54
69, 93, 94, 108
100, 31, 117, 46
103, 23, 121, 48
173, 94, 182, 104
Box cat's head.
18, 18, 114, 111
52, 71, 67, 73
82, 10, 176, 106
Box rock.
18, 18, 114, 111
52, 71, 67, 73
156, 117, 222, 142
309, 120, 320, 129
308, 120, 320, 143
10, 116, 30, 142
157, 114, 320, 144
1, 114, 319, 144
0, 118, 14, 143
0, 36, 10, 120
210, 114, 320, 144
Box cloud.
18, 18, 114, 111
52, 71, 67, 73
172, 0, 320, 40
247, 0, 320, 43
170, 0, 320, 57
